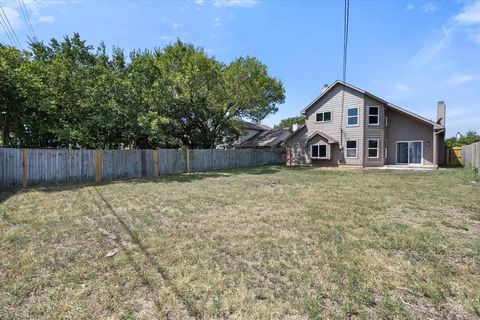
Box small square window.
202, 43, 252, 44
316, 113, 323, 122
323, 112, 331, 122
311, 145, 319, 158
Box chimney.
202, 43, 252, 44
437, 101, 446, 127
321, 84, 329, 94
292, 123, 298, 132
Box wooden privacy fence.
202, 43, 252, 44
446, 147, 463, 166
0, 147, 285, 189
461, 142, 480, 172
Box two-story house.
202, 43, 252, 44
285, 80, 446, 167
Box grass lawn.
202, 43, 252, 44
1, 166, 479, 319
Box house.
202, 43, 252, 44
285, 80, 446, 167
237, 127, 291, 148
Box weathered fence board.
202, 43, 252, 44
0, 148, 22, 188
461, 142, 480, 174
0, 147, 285, 189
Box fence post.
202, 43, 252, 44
153, 149, 159, 177
95, 149, 102, 182
184, 148, 191, 173
22, 148, 28, 187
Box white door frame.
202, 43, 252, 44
395, 140, 423, 165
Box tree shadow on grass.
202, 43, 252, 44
90, 187, 201, 319
11, 165, 291, 195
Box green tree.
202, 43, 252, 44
445, 130, 480, 147
274, 116, 305, 129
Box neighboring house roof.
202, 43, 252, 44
306, 131, 338, 144
242, 121, 272, 131
301, 80, 443, 129
238, 128, 291, 147
285, 124, 306, 142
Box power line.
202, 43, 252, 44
19, 0, 36, 41
339, 0, 350, 148
0, 14, 16, 46
0, 6, 21, 48
343, 0, 350, 83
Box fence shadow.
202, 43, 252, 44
0, 189, 20, 205
90, 187, 201, 318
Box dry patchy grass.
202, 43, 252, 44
1, 166, 479, 319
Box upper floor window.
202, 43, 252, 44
347, 107, 358, 126
316, 111, 332, 122
368, 106, 379, 125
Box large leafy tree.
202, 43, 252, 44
0, 35, 285, 149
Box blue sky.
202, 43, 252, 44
1, 0, 479, 137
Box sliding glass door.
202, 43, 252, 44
396, 141, 422, 164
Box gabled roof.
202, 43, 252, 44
306, 131, 338, 144
301, 80, 443, 129
238, 128, 291, 147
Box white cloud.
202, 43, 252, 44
194, 0, 205, 5
410, 25, 453, 68
395, 83, 410, 92
455, 1, 480, 25
37, 15, 54, 23
0, 6, 21, 30
446, 74, 476, 85
173, 23, 182, 29
213, 0, 257, 8
406, 4, 415, 11
213, 17, 221, 27
420, 2, 436, 13
159, 35, 171, 40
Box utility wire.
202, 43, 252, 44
342, 0, 350, 83
339, 0, 350, 148
0, 6, 21, 48
0, 14, 16, 46
19, 0, 36, 41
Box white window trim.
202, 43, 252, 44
368, 106, 379, 125
311, 143, 329, 159
367, 139, 379, 158
315, 111, 333, 123
395, 140, 424, 165
346, 107, 359, 127
345, 140, 358, 158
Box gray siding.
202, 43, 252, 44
386, 109, 434, 165
301, 84, 364, 165
363, 95, 386, 167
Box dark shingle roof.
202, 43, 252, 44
238, 128, 291, 148
242, 121, 272, 131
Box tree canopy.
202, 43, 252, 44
445, 130, 480, 147
0, 34, 285, 149
274, 116, 305, 129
